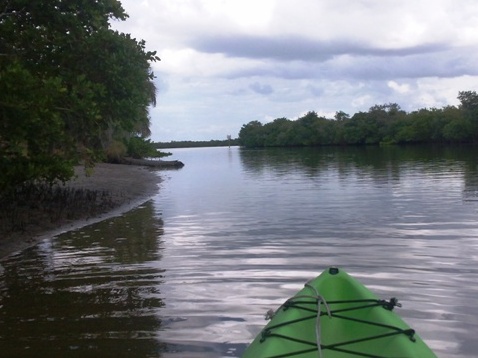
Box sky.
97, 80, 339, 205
111, 0, 478, 142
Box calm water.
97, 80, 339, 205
1, 146, 478, 357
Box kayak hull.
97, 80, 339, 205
242, 267, 437, 358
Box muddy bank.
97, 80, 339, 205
0, 163, 161, 260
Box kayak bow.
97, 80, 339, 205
242, 267, 437, 358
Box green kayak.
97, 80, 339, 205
242, 267, 437, 358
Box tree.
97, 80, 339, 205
334, 111, 350, 121
77, 29, 159, 149
457, 91, 478, 140
458, 91, 478, 113
0, 0, 159, 191
238, 93, 478, 148
263, 118, 293, 146
0, 62, 77, 190
239, 121, 265, 147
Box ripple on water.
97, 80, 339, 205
1, 147, 478, 357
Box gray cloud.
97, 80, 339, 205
187, 33, 478, 82
192, 34, 448, 62
306, 84, 324, 97
249, 82, 274, 95
219, 46, 478, 82
335, 50, 478, 80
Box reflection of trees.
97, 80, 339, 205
239, 147, 334, 178
56, 200, 164, 264
239, 145, 478, 191
457, 148, 478, 201
0, 201, 167, 357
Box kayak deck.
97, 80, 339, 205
242, 267, 437, 358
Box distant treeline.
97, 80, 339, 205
155, 139, 239, 149
239, 91, 478, 148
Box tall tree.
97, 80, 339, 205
238, 121, 265, 147
457, 91, 478, 141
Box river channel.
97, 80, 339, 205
1, 145, 477, 357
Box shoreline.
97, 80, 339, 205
0, 163, 161, 260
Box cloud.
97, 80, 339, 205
220, 46, 478, 82
249, 82, 274, 95
388, 81, 411, 94
153, 76, 170, 95
112, 0, 478, 141
192, 34, 449, 62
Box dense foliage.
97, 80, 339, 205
238, 92, 478, 148
0, 0, 159, 192
127, 137, 171, 159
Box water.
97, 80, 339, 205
1, 145, 478, 357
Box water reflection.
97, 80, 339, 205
0, 201, 166, 358
1, 146, 478, 357
239, 145, 478, 201
242, 144, 449, 170
161, 146, 478, 357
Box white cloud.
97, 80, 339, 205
388, 81, 411, 94
201, 0, 275, 32
112, 0, 478, 141
351, 95, 374, 109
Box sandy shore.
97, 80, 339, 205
0, 163, 161, 260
